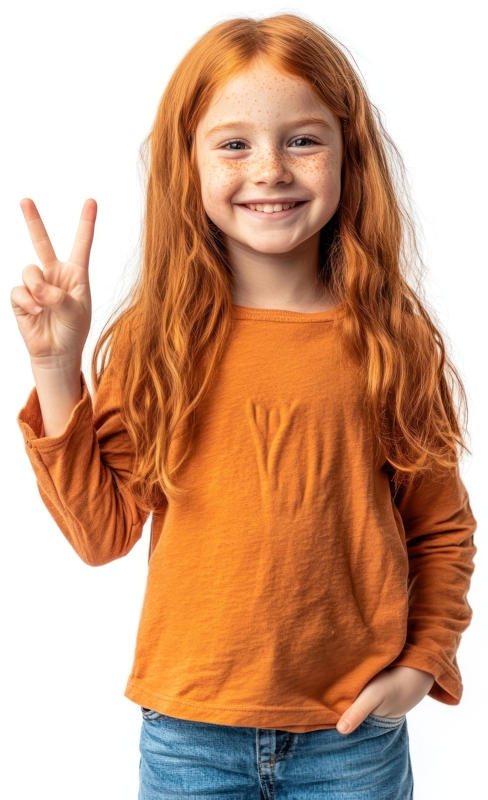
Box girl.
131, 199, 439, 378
13, 12, 477, 800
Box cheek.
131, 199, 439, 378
203, 161, 244, 206
299, 153, 341, 200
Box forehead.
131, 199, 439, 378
197, 61, 337, 136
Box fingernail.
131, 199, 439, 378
337, 720, 350, 733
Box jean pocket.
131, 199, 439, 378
140, 706, 165, 721
363, 712, 406, 729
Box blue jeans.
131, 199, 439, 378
138, 706, 413, 799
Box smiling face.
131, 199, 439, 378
194, 58, 344, 268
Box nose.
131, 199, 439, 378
248, 148, 294, 185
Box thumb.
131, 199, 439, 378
336, 702, 371, 735
336, 686, 383, 735
336, 671, 392, 734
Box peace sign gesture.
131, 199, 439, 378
11, 198, 95, 366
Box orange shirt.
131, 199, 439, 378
16, 303, 477, 732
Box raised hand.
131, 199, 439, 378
11, 198, 96, 367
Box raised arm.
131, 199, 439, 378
17, 352, 152, 566
12, 197, 153, 565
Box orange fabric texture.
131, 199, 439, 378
17, 303, 477, 732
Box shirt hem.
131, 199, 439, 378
124, 677, 338, 733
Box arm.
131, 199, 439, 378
387, 460, 478, 704
16, 351, 152, 566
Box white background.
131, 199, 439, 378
2, 1, 486, 797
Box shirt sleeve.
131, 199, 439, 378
16, 361, 152, 566
387, 460, 478, 704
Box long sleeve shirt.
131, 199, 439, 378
16, 302, 478, 732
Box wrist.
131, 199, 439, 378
30, 354, 82, 373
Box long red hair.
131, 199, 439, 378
91, 12, 471, 511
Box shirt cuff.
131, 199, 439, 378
389, 643, 463, 705
16, 371, 91, 452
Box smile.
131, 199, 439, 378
237, 200, 308, 219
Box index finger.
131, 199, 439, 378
19, 197, 58, 268
68, 198, 98, 270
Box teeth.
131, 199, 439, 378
245, 202, 297, 212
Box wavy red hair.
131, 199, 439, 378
91, 12, 472, 511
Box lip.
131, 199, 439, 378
236, 200, 308, 220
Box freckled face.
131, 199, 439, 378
194, 59, 343, 256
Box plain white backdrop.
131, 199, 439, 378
2, 1, 486, 797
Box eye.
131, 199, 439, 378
290, 136, 318, 147
220, 136, 319, 150
221, 140, 247, 151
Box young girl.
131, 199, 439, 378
13, 12, 477, 799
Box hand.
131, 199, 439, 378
11, 197, 96, 366
336, 666, 435, 735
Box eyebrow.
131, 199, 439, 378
205, 116, 333, 138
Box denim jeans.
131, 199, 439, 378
138, 706, 413, 799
